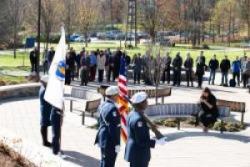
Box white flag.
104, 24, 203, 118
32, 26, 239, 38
44, 27, 67, 110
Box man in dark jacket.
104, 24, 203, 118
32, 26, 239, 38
162, 52, 172, 84
133, 54, 142, 84
208, 54, 219, 85
69, 47, 77, 80
184, 53, 194, 87
48, 47, 55, 68
220, 55, 231, 86
172, 52, 183, 86
113, 49, 122, 80
30, 47, 39, 72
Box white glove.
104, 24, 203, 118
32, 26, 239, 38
115, 145, 120, 153
156, 137, 167, 145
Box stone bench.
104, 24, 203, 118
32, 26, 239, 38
145, 103, 230, 133
65, 87, 101, 125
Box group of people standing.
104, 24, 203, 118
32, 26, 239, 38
33, 46, 250, 89
64, 47, 131, 86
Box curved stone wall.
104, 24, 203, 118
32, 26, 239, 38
0, 83, 40, 100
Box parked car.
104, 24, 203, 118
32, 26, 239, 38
69, 34, 80, 42
156, 37, 175, 46
74, 36, 91, 43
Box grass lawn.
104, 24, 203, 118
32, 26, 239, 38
0, 52, 31, 67
1, 41, 250, 68
45, 41, 250, 62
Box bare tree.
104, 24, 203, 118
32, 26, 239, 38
6, 0, 26, 59
240, 0, 250, 39
40, 0, 62, 50
76, 0, 99, 47
0, 0, 10, 46
63, 0, 77, 48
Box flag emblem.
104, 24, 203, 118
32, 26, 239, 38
56, 60, 66, 81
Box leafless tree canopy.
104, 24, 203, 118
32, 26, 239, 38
0, 0, 250, 47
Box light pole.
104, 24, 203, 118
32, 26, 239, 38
37, 0, 41, 76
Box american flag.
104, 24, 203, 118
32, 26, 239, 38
118, 56, 129, 142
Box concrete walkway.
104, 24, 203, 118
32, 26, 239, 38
0, 83, 249, 167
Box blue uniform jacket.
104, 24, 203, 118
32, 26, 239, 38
39, 86, 52, 126
95, 99, 121, 148
124, 110, 156, 163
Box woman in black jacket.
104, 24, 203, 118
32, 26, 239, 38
199, 87, 219, 133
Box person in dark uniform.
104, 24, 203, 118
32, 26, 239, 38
184, 53, 194, 87
162, 52, 172, 84
196, 56, 206, 88
69, 47, 77, 81
95, 86, 121, 167
133, 54, 142, 84
51, 106, 63, 155
30, 47, 39, 72
80, 51, 91, 86
39, 75, 52, 147
208, 54, 219, 85
48, 47, 55, 68
199, 87, 219, 133
65, 53, 71, 85
220, 55, 231, 86
172, 52, 183, 86
125, 92, 167, 167
113, 49, 122, 80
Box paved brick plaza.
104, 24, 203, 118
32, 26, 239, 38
0, 84, 250, 167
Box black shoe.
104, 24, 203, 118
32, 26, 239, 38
43, 142, 52, 147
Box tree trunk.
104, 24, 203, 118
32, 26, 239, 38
84, 33, 88, 47
248, 21, 250, 40
13, 23, 17, 59
45, 30, 50, 51
228, 6, 232, 47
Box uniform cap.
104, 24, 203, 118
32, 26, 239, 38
40, 75, 49, 83
131, 92, 148, 104
105, 86, 119, 96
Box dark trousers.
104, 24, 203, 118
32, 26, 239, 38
51, 108, 62, 155
199, 113, 217, 127
108, 66, 115, 82
41, 126, 49, 145
65, 69, 71, 85
134, 70, 141, 84
186, 70, 193, 86
43, 61, 48, 74
197, 74, 203, 87
242, 73, 249, 88
221, 72, 228, 85
233, 72, 240, 86
162, 69, 171, 84
90, 65, 97, 81
80, 69, 89, 86
98, 69, 104, 83
31, 61, 38, 72
130, 161, 149, 167
100, 147, 117, 167
209, 70, 216, 85
113, 67, 119, 80
173, 69, 181, 86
